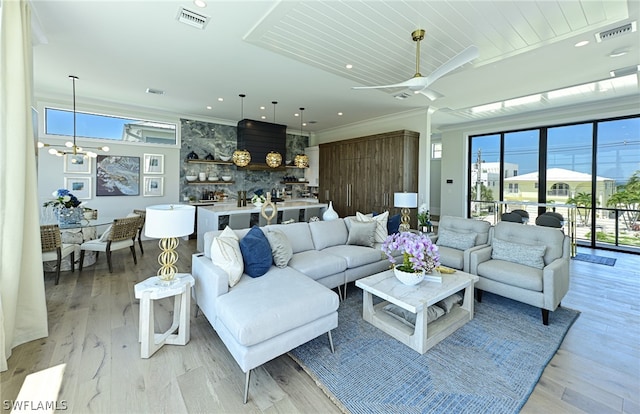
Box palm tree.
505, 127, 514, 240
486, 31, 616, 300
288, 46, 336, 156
567, 192, 596, 226
606, 171, 640, 231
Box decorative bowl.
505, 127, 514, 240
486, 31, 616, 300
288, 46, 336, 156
186, 175, 197, 181
208, 176, 219, 181
298, 177, 306, 182
221, 175, 232, 181
219, 155, 231, 162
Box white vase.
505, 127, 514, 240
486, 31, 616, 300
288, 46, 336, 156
322, 201, 339, 221
393, 267, 425, 286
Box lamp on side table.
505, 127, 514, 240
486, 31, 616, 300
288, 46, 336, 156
394, 192, 417, 232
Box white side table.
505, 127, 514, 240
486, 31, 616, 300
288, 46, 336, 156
134, 273, 195, 358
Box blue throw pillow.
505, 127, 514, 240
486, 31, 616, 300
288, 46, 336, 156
239, 226, 272, 277
387, 214, 401, 234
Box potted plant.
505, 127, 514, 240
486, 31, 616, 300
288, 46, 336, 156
43, 189, 84, 225
381, 231, 440, 285
417, 203, 432, 233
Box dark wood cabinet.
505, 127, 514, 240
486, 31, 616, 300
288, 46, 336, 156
319, 130, 419, 220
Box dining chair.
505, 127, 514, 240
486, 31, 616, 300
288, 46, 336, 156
511, 209, 529, 223
79, 216, 141, 273
40, 224, 75, 285
132, 209, 146, 255
535, 214, 563, 228
501, 212, 524, 223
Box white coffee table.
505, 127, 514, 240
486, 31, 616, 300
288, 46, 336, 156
355, 269, 478, 354
134, 273, 195, 358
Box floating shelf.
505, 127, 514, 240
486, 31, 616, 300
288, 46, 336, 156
186, 160, 234, 165
281, 181, 308, 184
186, 181, 235, 185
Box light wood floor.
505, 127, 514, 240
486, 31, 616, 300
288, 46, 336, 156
1, 240, 638, 413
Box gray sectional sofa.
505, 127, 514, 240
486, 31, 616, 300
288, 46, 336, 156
191, 218, 396, 403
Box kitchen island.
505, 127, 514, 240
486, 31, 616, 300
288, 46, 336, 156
196, 200, 327, 251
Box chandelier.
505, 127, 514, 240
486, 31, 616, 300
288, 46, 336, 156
233, 93, 251, 167
38, 75, 109, 162
294, 107, 308, 168
265, 101, 282, 168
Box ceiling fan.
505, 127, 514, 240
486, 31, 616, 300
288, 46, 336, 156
352, 29, 478, 100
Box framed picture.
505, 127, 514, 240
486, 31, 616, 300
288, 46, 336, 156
96, 155, 140, 196
64, 177, 92, 199
143, 176, 164, 197
64, 154, 91, 174
143, 153, 164, 174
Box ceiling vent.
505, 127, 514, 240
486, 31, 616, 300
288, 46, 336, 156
393, 92, 411, 100
595, 21, 636, 42
176, 7, 210, 30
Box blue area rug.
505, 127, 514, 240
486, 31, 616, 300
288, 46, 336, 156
289, 288, 579, 414
573, 253, 616, 266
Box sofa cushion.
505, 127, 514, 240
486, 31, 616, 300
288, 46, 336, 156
437, 246, 465, 270
357, 211, 389, 243
323, 244, 384, 268
309, 219, 348, 250
477, 259, 543, 291
215, 268, 339, 347
210, 226, 244, 287
387, 214, 401, 234
436, 228, 477, 251
265, 229, 293, 268
239, 226, 272, 277
346, 220, 376, 247
265, 222, 315, 253
288, 250, 347, 281
491, 237, 546, 269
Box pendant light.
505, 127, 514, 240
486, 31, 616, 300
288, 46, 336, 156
232, 93, 251, 167
294, 107, 309, 168
38, 75, 109, 162
265, 100, 282, 168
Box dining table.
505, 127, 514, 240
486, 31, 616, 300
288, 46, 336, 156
40, 217, 114, 272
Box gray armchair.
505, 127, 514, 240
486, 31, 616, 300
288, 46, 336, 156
469, 221, 570, 325
434, 216, 492, 273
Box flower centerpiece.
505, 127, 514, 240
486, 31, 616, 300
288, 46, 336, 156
381, 231, 440, 285
43, 189, 84, 225
417, 203, 432, 232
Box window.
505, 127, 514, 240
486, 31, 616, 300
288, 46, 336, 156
508, 183, 519, 193
45, 107, 177, 145
431, 142, 442, 159
549, 183, 569, 196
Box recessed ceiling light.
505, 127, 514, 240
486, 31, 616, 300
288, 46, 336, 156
260, 106, 265, 110
261, 115, 266, 119
194, 0, 207, 8
294, 113, 300, 117
345, 64, 353, 69
337, 112, 343, 116
574, 40, 589, 47
206, 105, 212, 110
217, 97, 223, 101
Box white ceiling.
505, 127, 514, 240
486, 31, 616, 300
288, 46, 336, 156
30, 0, 640, 133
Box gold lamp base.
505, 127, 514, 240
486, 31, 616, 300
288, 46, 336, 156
157, 237, 180, 282
399, 207, 411, 232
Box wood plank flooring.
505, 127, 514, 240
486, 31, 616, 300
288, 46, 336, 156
1, 240, 638, 413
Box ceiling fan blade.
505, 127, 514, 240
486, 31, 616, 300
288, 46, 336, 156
417, 88, 444, 101
425, 45, 479, 86
352, 76, 428, 91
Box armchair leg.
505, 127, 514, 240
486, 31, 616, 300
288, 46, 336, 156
243, 369, 251, 404
475, 288, 483, 303
541, 308, 549, 325
328, 330, 335, 353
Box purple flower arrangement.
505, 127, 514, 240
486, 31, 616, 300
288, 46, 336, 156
381, 231, 440, 273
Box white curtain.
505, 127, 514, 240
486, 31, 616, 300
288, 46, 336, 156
0, 0, 49, 372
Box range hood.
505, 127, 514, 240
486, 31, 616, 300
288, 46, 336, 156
237, 119, 287, 170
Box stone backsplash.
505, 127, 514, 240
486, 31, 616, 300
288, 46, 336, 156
180, 118, 308, 202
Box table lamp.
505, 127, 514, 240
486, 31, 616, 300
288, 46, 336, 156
394, 192, 418, 232
145, 204, 195, 283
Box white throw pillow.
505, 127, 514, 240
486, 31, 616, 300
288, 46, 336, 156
210, 226, 244, 287
356, 211, 389, 243
265, 229, 293, 268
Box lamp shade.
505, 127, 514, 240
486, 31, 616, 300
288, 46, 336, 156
394, 192, 418, 208
145, 204, 195, 238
